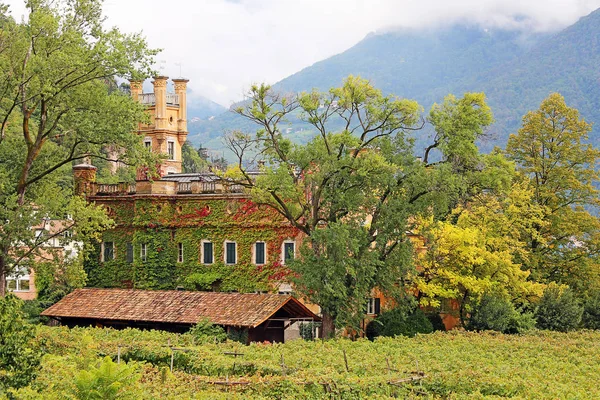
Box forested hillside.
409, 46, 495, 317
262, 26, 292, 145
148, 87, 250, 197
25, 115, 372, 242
188, 8, 600, 153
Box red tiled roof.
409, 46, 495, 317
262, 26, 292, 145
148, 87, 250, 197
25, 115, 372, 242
41, 288, 320, 328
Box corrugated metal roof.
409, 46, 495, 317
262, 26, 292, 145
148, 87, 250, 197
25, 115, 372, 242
41, 288, 320, 328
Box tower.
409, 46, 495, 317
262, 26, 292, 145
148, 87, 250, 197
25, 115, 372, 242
130, 76, 189, 176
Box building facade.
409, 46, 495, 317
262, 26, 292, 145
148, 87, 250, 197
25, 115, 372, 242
79, 77, 304, 296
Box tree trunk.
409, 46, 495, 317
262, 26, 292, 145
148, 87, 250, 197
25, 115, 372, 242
321, 311, 336, 339
0, 255, 6, 297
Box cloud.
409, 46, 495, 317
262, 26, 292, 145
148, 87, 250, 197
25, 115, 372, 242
4, 0, 600, 105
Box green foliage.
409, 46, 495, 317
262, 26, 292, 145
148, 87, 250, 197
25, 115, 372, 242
367, 307, 433, 339
229, 77, 497, 337
227, 328, 249, 344
74, 356, 141, 400
183, 272, 222, 291
535, 284, 583, 332
468, 290, 535, 334
506, 93, 600, 293
181, 141, 208, 173
0, 295, 42, 392
0, 0, 157, 295
187, 318, 227, 343
86, 197, 297, 293
582, 291, 600, 330
16, 325, 600, 398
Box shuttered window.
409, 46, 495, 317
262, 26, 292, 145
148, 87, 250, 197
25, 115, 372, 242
225, 242, 236, 264
126, 243, 134, 263
255, 242, 266, 265
203, 242, 213, 264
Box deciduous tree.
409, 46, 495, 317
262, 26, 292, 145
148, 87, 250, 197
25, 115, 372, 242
0, 0, 157, 296
227, 77, 494, 337
505, 93, 600, 293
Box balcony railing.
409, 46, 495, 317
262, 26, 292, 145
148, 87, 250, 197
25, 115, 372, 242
177, 182, 193, 194
94, 183, 136, 195
139, 93, 155, 105
138, 93, 179, 106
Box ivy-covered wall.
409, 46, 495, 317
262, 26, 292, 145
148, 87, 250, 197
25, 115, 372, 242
85, 195, 302, 292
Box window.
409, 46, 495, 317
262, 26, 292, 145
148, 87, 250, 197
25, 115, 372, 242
225, 241, 237, 265
6, 267, 30, 292
144, 140, 152, 150
126, 242, 134, 263
102, 242, 114, 262
178, 242, 184, 263
202, 241, 213, 264
366, 298, 381, 315
140, 243, 147, 262
254, 242, 266, 265
282, 241, 295, 264
167, 141, 175, 160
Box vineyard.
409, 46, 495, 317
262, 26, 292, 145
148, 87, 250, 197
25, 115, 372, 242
9, 327, 600, 399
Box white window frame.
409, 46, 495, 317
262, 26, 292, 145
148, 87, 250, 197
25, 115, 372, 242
281, 240, 295, 265
366, 298, 380, 315
253, 241, 267, 265
177, 242, 184, 263
224, 240, 237, 265
201, 240, 214, 265
144, 138, 152, 150
167, 140, 175, 160
6, 267, 31, 292
140, 243, 147, 262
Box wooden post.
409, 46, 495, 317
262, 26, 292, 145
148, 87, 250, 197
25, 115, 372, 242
170, 349, 174, 372
280, 354, 286, 377
117, 345, 121, 364
343, 349, 349, 372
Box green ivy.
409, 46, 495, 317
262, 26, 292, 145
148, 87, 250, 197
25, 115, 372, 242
85, 197, 299, 292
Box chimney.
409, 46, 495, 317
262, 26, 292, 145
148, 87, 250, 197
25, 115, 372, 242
73, 163, 97, 197
172, 78, 189, 133
129, 79, 143, 101
152, 76, 168, 130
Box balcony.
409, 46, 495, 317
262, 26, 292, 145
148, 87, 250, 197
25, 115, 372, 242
138, 93, 180, 106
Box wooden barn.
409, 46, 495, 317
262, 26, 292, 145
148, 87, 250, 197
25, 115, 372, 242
41, 288, 320, 343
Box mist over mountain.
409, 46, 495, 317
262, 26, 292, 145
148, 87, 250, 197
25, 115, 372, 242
187, 8, 600, 154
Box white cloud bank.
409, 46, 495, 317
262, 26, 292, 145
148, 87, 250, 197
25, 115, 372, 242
5, 0, 600, 105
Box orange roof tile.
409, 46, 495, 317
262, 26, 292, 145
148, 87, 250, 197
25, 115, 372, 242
41, 288, 320, 328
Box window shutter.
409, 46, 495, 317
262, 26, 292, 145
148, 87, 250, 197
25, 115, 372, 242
374, 298, 381, 315
203, 242, 213, 264
126, 243, 133, 263
226, 242, 236, 264
255, 242, 265, 264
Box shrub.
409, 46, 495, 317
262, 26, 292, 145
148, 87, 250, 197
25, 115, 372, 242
187, 318, 227, 343
582, 291, 600, 330
74, 356, 141, 400
183, 272, 221, 291
469, 292, 516, 332
426, 312, 446, 331
367, 307, 433, 339
535, 284, 583, 332
0, 295, 42, 392
468, 291, 534, 333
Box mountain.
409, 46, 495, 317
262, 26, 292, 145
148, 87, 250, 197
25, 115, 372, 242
186, 96, 227, 121
188, 9, 600, 154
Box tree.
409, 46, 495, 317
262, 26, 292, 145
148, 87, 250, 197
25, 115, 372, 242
0, 0, 157, 296
535, 284, 583, 332
0, 295, 42, 392
181, 141, 208, 173
226, 77, 494, 337
505, 93, 600, 293
414, 181, 545, 324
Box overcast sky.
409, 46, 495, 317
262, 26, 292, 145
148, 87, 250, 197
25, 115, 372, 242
5, 0, 600, 106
